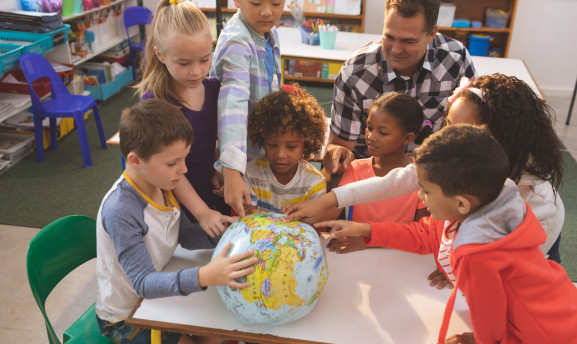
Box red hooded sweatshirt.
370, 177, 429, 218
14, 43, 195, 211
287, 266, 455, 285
366, 180, 577, 343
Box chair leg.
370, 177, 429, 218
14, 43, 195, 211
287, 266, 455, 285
129, 50, 137, 80
34, 114, 44, 163
92, 106, 108, 149
49, 118, 58, 150
74, 113, 93, 168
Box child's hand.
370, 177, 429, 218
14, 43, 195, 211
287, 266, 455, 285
283, 192, 338, 223
428, 268, 454, 289
223, 168, 251, 218
211, 171, 225, 198
314, 220, 371, 239
197, 208, 237, 237
445, 332, 476, 344
326, 236, 367, 254
198, 242, 258, 288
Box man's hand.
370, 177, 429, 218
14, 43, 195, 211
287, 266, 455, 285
223, 167, 251, 218
196, 208, 237, 237
323, 144, 355, 175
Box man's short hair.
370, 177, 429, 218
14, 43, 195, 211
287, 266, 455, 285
119, 99, 193, 160
385, 0, 440, 33
414, 124, 509, 205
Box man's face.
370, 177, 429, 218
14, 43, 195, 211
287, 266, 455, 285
381, 9, 437, 77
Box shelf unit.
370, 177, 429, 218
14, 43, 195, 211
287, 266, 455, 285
201, 0, 366, 33
438, 0, 518, 57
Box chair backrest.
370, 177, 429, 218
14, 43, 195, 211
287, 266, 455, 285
26, 215, 98, 344
123, 6, 153, 41
19, 53, 69, 109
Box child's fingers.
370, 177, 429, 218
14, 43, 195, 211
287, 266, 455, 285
218, 242, 232, 257
314, 220, 341, 229
229, 280, 251, 289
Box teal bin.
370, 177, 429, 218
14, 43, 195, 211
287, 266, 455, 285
468, 34, 492, 56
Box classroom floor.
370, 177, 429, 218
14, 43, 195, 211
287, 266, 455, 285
1, 91, 576, 343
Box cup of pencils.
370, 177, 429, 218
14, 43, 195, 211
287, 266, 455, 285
319, 24, 338, 49
299, 18, 321, 45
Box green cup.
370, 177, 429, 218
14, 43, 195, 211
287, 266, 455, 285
319, 31, 337, 50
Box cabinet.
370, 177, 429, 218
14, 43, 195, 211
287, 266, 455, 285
437, 0, 518, 57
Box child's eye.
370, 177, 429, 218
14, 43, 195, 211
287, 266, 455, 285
167, 162, 177, 167
287, 145, 297, 149
379, 131, 387, 136
179, 62, 190, 66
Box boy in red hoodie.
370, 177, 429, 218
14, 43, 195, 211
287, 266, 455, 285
316, 124, 577, 344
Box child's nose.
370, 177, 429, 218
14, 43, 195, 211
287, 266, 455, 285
260, 4, 272, 17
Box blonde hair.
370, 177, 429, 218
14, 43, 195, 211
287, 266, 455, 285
136, 0, 211, 104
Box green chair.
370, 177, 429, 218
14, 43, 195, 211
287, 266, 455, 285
26, 215, 112, 344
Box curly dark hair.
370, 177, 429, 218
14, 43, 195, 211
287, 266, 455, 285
248, 87, 327, 160
457, 74, 564, 192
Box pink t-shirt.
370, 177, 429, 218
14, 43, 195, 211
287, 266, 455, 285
339, 157, 425, 223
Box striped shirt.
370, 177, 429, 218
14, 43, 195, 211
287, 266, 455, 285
331, 34, 477, 156
438, 220, 459, 284
210, 11, 282, 174
244, 156, 326, 213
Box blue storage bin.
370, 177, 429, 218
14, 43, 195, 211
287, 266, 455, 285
299, 27, 320, 46
0, 43, 23, 74
468, 34, 492, 56
0, 24, 72, 50
0, 31, 51, 55
85, 66, 133, 101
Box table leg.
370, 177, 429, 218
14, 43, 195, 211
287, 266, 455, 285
566, 78, 577, 125
151, 329, 161, 344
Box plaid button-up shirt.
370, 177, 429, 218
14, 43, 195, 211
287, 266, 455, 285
331, 34, 477, 157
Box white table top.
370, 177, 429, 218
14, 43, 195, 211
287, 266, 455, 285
278, 27, 541, 96
130, 235, 472, 344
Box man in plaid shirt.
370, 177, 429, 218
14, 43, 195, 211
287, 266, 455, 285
324, 0, 477, 176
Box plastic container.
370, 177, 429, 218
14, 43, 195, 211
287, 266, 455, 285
0, 31, 51, 55
0, 132, 34, 162
319, 31, 337, 49
437, 3, 456, 27
468, 34, 492, 56
85, 66, 133, 101
0, 43, 23, 74
299, 27, 319, 46
486, 8, 509, 29
0, 69, 51, 97
73, 0, 83, 14
62, 0, 74, 17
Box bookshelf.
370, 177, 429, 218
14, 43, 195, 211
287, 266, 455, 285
437, 0, 518, 57
200, 0, 367, 33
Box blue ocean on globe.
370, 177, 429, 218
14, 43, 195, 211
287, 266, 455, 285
212, 212, 329, 325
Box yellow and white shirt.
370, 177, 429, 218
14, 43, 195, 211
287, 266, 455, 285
244, 156, 326, 213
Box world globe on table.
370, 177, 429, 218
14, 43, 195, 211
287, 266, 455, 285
212, 212, 329, 325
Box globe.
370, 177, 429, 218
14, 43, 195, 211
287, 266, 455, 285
212, 212, 329, 325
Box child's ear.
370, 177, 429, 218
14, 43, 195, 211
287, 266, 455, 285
403, 132, 416, 145
153, 46, 165, 64
126, 152, 142, 167
455, 195, 480, 216
233, 0, 241, 8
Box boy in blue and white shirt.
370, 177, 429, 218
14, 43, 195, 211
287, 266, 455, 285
210, 0, 285, 217
95, 99, 258, 344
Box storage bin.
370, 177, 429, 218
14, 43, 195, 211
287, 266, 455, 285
0, 68, 51, 98
0, 31, 51, 55
299, 27, 320, 46
486, 8, 509, 29
8, 24, 72, 50
0, 43, 23, 74
0, 132, 34, 161
85, 66, 133, 101
468, 34, 492, 56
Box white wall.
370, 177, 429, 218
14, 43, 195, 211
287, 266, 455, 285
508, 0, 577, 95
363, 0, 577, 94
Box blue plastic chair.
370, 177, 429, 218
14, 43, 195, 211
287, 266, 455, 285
19, 53, 107, 168
27, 215, 113, 344
124, 6, 153, 80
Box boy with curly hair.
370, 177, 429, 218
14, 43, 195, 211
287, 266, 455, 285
243, 87, 327, 214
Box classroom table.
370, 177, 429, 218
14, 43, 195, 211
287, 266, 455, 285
126, 235, 472, 344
